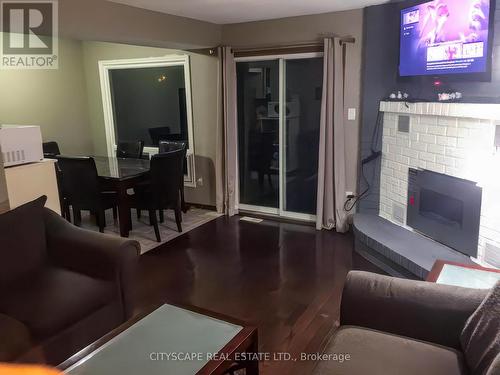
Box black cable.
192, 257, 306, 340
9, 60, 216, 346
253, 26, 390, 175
344, 109, 383, 212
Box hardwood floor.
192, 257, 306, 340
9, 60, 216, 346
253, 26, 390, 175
135, 215, 384, 375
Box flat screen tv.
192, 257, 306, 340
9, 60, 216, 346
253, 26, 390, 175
399, 0, 494, 80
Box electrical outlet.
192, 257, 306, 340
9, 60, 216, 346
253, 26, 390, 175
197, 177, 203, 186
348, 108, 356, 121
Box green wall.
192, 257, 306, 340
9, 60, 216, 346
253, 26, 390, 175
0, 37, 93, 155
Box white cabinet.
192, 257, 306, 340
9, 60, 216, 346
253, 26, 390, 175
4, 159, 60, 214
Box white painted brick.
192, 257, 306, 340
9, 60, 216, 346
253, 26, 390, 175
419, 152, 436, 162
402, 148, 419, 159
427, 125, 447, 136
410, 132, 419, 142
438, 117, 458, 127
445, 166, 460, 176
436, 136, 457, 147
436, 155, 455, 167
420, 115, 438, 125
411, 141, 427, 152
385, 136, 397, 145
427, 144, 446, 155
458, 118, 482, 129
395, 155, 410, 165
412, 123, 428, 133
420, 134, 437, 144
445, 147, 465, 159
409, 158, 419, 168
388, 145, 402, 154
396, 137, 410, 147
446, 127, 468, 138
426, 163, 446, 174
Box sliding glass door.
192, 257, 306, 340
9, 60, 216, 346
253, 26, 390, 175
236, 54, 323, 220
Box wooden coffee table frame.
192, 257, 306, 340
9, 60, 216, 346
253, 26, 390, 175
427, 260, 500, 282
58, 303, 259, 375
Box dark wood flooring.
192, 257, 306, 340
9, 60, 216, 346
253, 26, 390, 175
134, 216, 384, 375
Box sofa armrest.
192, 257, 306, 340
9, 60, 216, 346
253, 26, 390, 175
44, 209, 140, 318
340, 271, 487, 349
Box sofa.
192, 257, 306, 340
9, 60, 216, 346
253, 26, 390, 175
0, 196, 140, 365
314, 271, 500, 375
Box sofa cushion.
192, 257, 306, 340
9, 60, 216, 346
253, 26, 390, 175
0, 313, 31, 361
313, 326, 467, 375
0, 267, 115, 338
461, 281, 500, 375
0, 196, 47, 283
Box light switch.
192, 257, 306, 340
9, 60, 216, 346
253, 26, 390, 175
348, 108, 356, 121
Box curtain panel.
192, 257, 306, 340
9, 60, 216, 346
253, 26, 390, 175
216, 46, 239, 216
316, 38, 349, 232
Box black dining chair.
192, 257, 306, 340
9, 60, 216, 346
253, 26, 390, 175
116, 140, 144, 159
42, 141, 61, 157
159, 140, 188, 215
129, 149, 184, 242
42, 142, 72, 221
56, 156, 118, 233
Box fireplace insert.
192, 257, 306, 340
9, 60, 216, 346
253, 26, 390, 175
407, 168, 482, 258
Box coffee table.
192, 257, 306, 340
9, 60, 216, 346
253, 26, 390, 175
58, 304, 258, 375
427, 260, 500, 289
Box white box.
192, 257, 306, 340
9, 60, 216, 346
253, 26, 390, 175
0, 125, 44, 167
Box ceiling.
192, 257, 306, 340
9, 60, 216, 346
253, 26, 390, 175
108, 0, 389, 24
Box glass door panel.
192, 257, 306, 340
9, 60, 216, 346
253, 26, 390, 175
236, 60, 280, 210
283, 58, 323, 216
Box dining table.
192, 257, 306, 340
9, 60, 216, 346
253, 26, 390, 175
94, 155, 150, 237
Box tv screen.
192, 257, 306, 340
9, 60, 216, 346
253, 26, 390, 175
400, 0, 492, 77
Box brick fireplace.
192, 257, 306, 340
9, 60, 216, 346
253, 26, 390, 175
379, 101, 500, 267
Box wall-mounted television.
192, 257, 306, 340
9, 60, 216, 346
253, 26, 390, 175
399, 0, 495, 80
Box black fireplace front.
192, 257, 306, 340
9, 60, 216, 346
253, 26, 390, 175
407, 168, 482, 258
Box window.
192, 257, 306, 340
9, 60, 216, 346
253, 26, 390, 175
99, 56, 196, 186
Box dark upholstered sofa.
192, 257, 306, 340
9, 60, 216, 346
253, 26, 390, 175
0, 197, 140, 365
314, 271, 500, 375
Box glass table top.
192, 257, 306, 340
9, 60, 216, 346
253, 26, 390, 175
66, 304, 243, 375
436, 264, 500, 289
93, 156, 150, 179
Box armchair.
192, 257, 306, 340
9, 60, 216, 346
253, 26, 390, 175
314, 271, 498, 375
0, 197, 140, 365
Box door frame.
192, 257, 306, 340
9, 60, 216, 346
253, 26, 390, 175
98, 55, 197, 187
235, 52, 323, 222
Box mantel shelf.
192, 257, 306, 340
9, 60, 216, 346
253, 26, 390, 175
380, 101, 500, 121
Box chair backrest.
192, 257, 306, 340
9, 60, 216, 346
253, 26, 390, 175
158, 140, 187, 155
42, 141, 61, 157
159, 140, 187, 174
55, 156, 101, 208
148, 127, 171, 146
116, 140, 144, 159
149, 149, 184, 207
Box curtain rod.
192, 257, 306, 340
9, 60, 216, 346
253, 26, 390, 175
232, 37, 356, 53
186, 37, 355, 56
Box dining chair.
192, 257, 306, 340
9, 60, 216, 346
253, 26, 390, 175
129, 149, 184, 242
42, 142, 71, 222
159, 140, 188, 215
42, 141, 61, 157
55, 156, 118, 233
116, 140, 144, 159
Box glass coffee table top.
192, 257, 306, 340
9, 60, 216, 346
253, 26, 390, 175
436, 264, 500, 289
65, 304, 243, 375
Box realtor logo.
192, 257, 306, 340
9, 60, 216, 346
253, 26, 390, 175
1, 0, 58, 69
